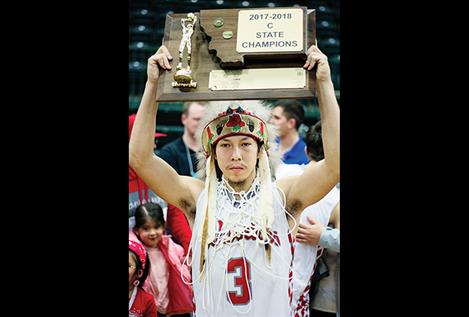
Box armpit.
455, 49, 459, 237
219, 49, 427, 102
179, 198, 196, 218
286, 199, 303, 217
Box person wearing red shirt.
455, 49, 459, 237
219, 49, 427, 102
129, 239, 157, 317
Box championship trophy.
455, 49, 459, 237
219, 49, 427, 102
173, 13, 197, 88
157, 7, 316, 101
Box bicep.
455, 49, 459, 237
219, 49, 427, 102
133, 154, 202, 213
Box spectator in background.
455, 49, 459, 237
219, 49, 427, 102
297, 203, 340, 253
303, 121, 341, 317
156, 101, 207, 255
305, 120, 324, 163
269, 99, 309, 165
129, 239, 157, 317
130, 202, 194, 317
157, 102, 207, 177
291, 120, 341, 317
129, 113, 168, 218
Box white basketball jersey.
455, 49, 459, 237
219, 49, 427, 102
291, 186, 340, 317
190, 183, 293, 317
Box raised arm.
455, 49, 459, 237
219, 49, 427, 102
129, 46, 203, 228
279, 45, 340, 214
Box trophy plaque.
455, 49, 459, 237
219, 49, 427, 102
156, 7, 316, 102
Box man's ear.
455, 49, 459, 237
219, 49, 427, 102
287, 118, 296, 129
181, 113, 187, 125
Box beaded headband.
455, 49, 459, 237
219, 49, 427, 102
201, 105, 268, 156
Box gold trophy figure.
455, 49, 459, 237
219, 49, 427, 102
173, 13, 197, 88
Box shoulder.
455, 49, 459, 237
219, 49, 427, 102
135, 287, 154, 304
297, 137, 307, 147
275, 176, 297, 205
275, 175, 304, 214
193, 186, 208, 215
167, 236, 185, 254
327, 186, 340, 202
292, 138, 309, 161
283, 138, 308, 164
275, 175, 298, 194
272, 183, 286, 207
159, 235, 170, 247
141, 289, 157, 312
275, 163, 305, 180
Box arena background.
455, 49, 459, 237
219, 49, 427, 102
129, 0, 340, 148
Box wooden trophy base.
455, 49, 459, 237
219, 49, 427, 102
156, 7, 316, 102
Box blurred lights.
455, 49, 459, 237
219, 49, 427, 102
216, 0, 224, 4
242, 1, 249, 7
267, 2, 275, 7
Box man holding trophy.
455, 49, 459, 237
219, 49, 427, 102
130, 6, 340, 316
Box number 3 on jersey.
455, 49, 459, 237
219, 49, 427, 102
227, 257, 252, 305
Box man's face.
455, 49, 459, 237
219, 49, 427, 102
182, 103, 206, 137
215, 135, 259, 185
269, 106, 293, 138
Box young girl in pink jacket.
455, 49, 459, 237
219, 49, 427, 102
130, 202, 194, 317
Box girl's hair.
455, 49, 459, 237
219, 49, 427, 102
134, 202, 165, 229
129, 249, 150, 287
